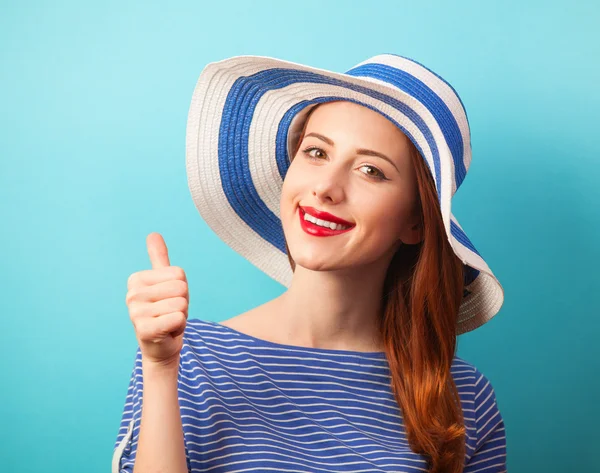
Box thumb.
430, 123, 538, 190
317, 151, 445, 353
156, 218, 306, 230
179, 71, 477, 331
147, 232, 171, 269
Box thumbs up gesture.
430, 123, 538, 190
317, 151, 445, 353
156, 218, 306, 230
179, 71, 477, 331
125, 233, 189, 365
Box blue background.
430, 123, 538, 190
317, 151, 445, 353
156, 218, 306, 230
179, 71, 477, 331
1, 0, 598, 471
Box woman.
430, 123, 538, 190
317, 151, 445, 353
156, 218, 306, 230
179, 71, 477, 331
114, 54, 507, 473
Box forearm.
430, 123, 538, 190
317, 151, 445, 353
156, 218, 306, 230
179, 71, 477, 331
133, 356, 188, 473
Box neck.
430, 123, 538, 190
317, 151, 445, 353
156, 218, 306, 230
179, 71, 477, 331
270, 261, 390, 353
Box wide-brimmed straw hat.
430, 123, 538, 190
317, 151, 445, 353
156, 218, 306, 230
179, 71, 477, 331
185, 54, 504, 335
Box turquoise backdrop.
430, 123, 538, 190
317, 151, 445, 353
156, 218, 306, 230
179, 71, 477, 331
1, 1, 598, 471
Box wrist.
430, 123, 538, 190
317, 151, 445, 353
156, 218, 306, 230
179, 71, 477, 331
141, 353, 181, 373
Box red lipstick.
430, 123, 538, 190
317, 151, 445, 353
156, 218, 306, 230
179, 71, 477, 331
299, 206, 355, 237
301, 206, 354, 226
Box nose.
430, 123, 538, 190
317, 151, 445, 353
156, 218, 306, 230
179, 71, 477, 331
311, 166, 346, 204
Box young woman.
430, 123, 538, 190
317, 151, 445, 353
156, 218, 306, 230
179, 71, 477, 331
114, 54, 507, 473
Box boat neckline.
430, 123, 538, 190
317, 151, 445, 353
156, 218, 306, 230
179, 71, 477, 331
199, 318, 388, 360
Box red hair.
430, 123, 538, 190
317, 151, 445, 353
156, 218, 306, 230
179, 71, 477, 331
284, 103, 467, 473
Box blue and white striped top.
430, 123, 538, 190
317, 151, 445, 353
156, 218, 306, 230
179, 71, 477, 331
113, 318, 507, 472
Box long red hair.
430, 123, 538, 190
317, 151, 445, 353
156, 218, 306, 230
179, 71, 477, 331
284, 103, 467, 473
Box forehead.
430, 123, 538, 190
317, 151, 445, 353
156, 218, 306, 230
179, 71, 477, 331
303, 101, 410, 150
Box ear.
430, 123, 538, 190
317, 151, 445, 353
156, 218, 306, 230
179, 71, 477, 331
399, 220, 424, 245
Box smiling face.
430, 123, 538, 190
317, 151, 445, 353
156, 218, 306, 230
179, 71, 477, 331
280, 100, 423, 273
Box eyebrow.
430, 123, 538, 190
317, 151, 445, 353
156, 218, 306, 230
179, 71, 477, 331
304, 132, 399, 172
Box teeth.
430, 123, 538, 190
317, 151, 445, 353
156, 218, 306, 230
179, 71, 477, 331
303, 212, 350, 231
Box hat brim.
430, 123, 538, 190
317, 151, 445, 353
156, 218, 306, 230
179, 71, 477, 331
185, 55, 504, 335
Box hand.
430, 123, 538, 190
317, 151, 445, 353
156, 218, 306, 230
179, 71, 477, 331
125, 232, 189, 365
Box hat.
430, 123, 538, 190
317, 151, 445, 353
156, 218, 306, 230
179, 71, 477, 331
185, 54, 504, 335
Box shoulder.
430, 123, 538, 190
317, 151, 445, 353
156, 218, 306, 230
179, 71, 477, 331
182, 317, 227, 342
181, 316, 257, 354
452, 356, 506, 455
451, 355, 499, 394
451, 356, 503, 415
187, 300, 281, 343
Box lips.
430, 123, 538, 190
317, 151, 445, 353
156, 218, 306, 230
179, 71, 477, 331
299, 209, 354, 237
299, 206, 355, 227
298, 206, 356, 238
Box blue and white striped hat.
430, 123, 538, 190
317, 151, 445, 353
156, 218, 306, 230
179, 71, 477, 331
185, 54, 504, 335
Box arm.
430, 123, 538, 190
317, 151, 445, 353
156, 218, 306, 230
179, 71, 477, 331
112, 348, 189, 473
464, 368, 507, 473
134, 354, 188, 473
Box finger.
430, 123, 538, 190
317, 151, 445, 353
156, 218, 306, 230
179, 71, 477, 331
148, 296, 188, 319
156, 311, 187, 337
147, 232, 170, 269
127, 279, 188, 305
135, 311, 185, 342
138, 311, 186, 341
128, 266, 187, 290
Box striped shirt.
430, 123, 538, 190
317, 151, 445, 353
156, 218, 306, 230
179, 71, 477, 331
113, 318, 507, 472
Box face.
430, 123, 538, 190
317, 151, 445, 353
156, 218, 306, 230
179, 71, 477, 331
280, 100, 423, 273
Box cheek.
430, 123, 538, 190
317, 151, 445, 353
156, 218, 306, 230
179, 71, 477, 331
359, 196, 411, 238
281, 161, 310, 205
280, 172, 302, 225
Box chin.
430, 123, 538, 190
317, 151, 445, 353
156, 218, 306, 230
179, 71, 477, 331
295, 261, 350, 274
288, 247, 355, 273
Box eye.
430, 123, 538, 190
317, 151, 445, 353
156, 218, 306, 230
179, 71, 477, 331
358, 164, 387, 181
302, 146, 326, 160
302, 146, 389, 181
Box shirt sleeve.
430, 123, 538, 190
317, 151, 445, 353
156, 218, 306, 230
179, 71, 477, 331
112, 347, 144, 473
464, 366, 507, 473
